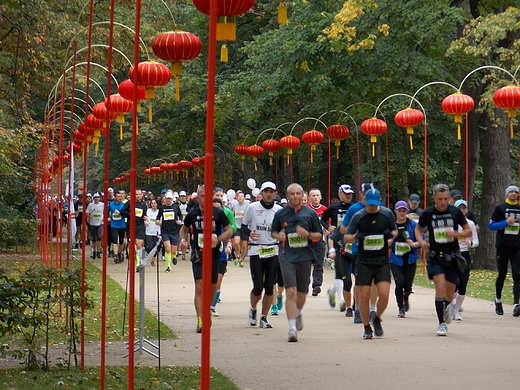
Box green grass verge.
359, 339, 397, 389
0, 366, 239, 389
413, 260, 514, 303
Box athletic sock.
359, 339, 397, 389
334, 279, 343, 301
435, 298, 445, 323
288, 319, 297, 331
454, 294, 465, 313
165, 252, 172, 268
212, 290, 221, 308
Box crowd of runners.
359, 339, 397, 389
66, 181, 520, 341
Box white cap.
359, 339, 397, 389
179, 190, 187, 196
93, 192, 101, 197
108, 187, 114, 192
281, 198, 287, 204
245, 194, 251, 200
260, 181, 277, 192
165, 191, 174, 199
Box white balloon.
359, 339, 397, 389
252, 188, 260, 197
226, 189, 236, 200
247, 178, 256, 190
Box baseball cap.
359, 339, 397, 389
394, 200, 408, 210
505, 185, 519, 196
281, 198, 288, 204
179, 190, 187, 196
93, 192, 100, 198
161, 189, 167, 194
165, 191, 174, 199
108, 187, 114, 192
338, 184, 354, 194
87, 193, 92, 197
409, 194, 420, 204
260, 181, 277, 191
454, 199, 467, 208
245, 194, 251, 200
274, 194, 282, 203
361, 182, 374, 194
365, 188, 381, 205
450, 189, 463, 199
213, 186, 224, 194
191, 192, 198, 198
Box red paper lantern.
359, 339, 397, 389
247, 144, 264, 170
106, 94, 133, 123
152, 30, 202, 101
144, 168, 152, 175
302, 130, 324, 163
326, 124, 350, 159
493, 85, 520, 138
280, 135, 300, 164
178, 160, 193, 170
261, 139, 281, 165
128, 60, 172, 99
361, 118, 387, 157
192, 0, 255, 61
92, 102, 117, 129
118, 79, 146, 105
394, 108, 424, 150
192, 157, 205, 166
441, 93, 474, 140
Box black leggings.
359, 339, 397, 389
457, 251, 471, 296
250, 255, 278, 297
495, 246, 520, 304
391, 260, 417, 310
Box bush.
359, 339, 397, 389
0, 219, 39, 250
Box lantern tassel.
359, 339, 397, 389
409, 135, 414, 150
221, 43, 229, 62
254, 161, 258, 171
457, 124, 461, 140
407, 128, 414, 150
336, 145, 340, 159
310, 150, 314, 163
148, 102, 153, 123
175, 75, 180, 101
371, 143, 375, 157
119, 124, 123, 140
510, 120, 514, 139
278, 3, 288, 24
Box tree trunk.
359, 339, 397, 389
473, 110, 510, 269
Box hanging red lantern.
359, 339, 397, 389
361, 118, 387, 157
394, 108, 424, 150
261, 139, 281, 166
192, 0, 255, 62
441, 92, 474, 140
178, 160, 193, 178
85, 114, 105, 145
326, 124, 350, 159
92, 102, 117, 128
105, 93, 134, 140
235, 144, 249, 169
191, 156, 205, 176
280, 135, 300, 164
302, 130, 324, 163
247, 144, 264, 170
493, 85, 520, 138
118, 79, 146, 109
152, 30, 203, 101
129, 60, 172, 99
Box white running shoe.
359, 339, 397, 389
288, 329, 298, 342
454, 311, 462, 321
437, 322, 448, 336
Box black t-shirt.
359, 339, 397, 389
491, 202, 520, 248
121, 200, 147, 231
156, 203, 182, 234
418, 204, 467, 253
321, 201, 352, 230
183, 206, 230, 258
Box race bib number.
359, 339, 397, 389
182, 212, 188, 218
258, 245, 278, 258
433, 227, 453, 243
235, 210, 244, 217
287, 233, 308, 248
363, 235, 384, 251
77, 206, 83, 212
93, 213, 102, 219
163, 212, 175, 221
135, 208, 143, 218
112, 213, 121, 220
505, 223, 520, 235
345, 243, 353, 254
149, 217, 156, 223
395, 242, 411, 256
337, 215, 344, 225
197, 234, 204, 248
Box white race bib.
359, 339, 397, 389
395, 242, 411, 256
258, 245, 278, 258
287, 233, 308, 248
135, 208, 143, 218
345, 243, 353, 254
505, 223, 520, 235
163, 211, 175, 221
93, 213, 102, 219
363, 234, 384, 251
433, 227, 453, 243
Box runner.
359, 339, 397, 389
156, 191, 183, 273
107, 191, 127, 264
178, 185, 233, 333
85, 192, 104, 259
242, 181, 282, 329
345, 188, 397, 339
271, 183, 323, 342
230, 190, 249, 266
145, 199, 160, 267
415, 184, 471, 336
121, 189, 147, 269
306, 188, 328, 297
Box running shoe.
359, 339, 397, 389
248, 309, 257, 326
173, 256, 178, 266
398, 309, 406, 318
327, 288, 336, 308
372, 315, 384, 336
312, 287, 321, 296
234, 259, 239, 266
437, 322, 447, 336
513, 304, 520, 317
495, 300, 504, 315
210, 308, 219, 317
165, 267, 171, 273
444, 303, 454, 324
239, 260, 244, 268
182, 253, 186, 261
454, 311, 462, 321
96, 252, 101, 259
196, 317, 203, 333
353, 310, 362, 324
404, 299, 410, 312
345, 307, 353, 317
363, 326, 373, 340
277, 296, 283, 311
369, 310, 376, 323
288, 329, 298, 342
271, 305, 279, 316
339, 301, 347, 312
260, 316, 273, 328
296, 313, 303, 331
90, 253, 96, 259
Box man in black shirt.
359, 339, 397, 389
121, 189, 147, 269
415, 184, 471, 336
156, 191, 183, 273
